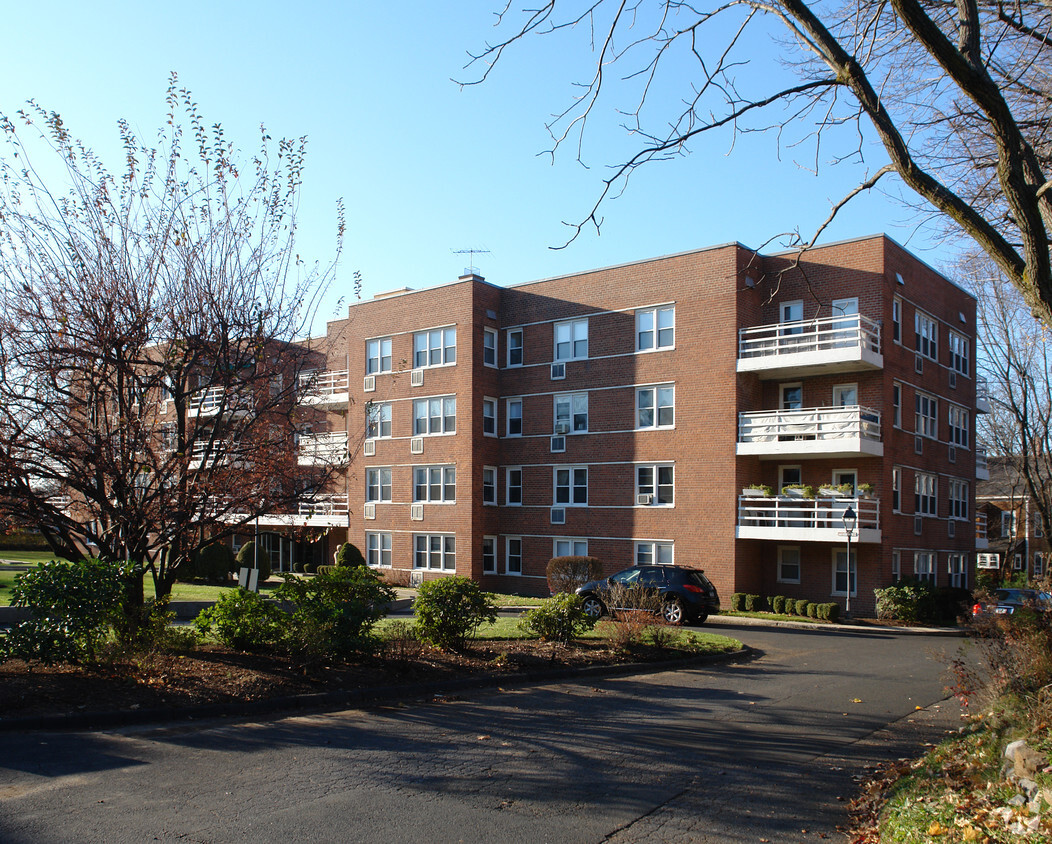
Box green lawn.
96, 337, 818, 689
0, 550, 62, 565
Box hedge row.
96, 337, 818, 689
730, 592, 841, 622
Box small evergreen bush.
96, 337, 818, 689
235, 541, 271, 582
197, 543, 236, 583
824, 602, 841, 622
193, 589, 285, 652
414, 576, 498, 651
731, 592, 747, 611
744, 594, 767, 612
791, 598, 807, 616
519, 593, 597, 643
771, 595, 787, 614
806, 602, 818, 618
335, 543, 366, 568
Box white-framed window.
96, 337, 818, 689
892, 550, 901, 582
1002, 510, 1017, 538
554, 538, 588, 558
1014, 552, 1024, 570
366, 467, 392, 503
915, 311, 938, 360
1036, 515, 1045, 539
555, 392, 588, 434
892, 382, 902, 428
636, 464, 674, 506
366, 337, 393, 375
779, 464, 803, 490
483, 397, 497, 436
637, 385, 674, 429
506, 537, 523, 575
483, 328, 498, 367
414, 534, 456, 571
482, 536, 497, 574
777, 547, 801, 584
506, 466, 523, 506
948, 405, 969, 448
892, 298, 901, 343
413, 465, 456, 503
915, 472, 937, 516
366, 532, 392, 568
948, 479, 969, 520
832, 550, 856, 596
915, 391, 937, 439
636, 306, 675, 351
366, 401, 392, 439
413, 327, 456, 368
554, 466, 588, 506
507, 328, 523, 367
483, 466, 497, 505
1035, 552, 1045, 578
635, 540, 674, 566
506, 398, 523, 437
947, 554, 967, 588
948, 331, 969, 377
832, 383, 857, 407
914, 551, 936, 584
554, 318, 588, 361
892, 467, 901, 512
413, 396, 456, 435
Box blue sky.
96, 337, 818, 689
1, 1, 961, 329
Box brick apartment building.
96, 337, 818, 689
976, 456, 1049, 582
256, 234, 984, 615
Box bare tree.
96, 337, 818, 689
462, 0, 1052, 321
0, 75, 349, 608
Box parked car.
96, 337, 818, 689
575, 565, 720, 625
971, 588, 1052, 618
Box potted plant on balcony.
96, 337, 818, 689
780, 483, 815, 499
742, 483, 773, 497
819, 482, 854, 497
857, 483, 875, 498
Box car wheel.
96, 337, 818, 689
661, 597, 685, 625
581, 595, 604, 619
694, 614, 708, 625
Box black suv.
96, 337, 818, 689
575, 565, 720, 625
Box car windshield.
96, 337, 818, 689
995, 589, 1037, 603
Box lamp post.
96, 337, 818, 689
843, 506, 857, 616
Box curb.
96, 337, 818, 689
0, 647, 753, 734
707, 614, 968, 636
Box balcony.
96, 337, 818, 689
736, 495, 881, 543
188, 386, 252, 417
737, 314, 883, 379
297, 431, 349, 466
975, 377, 991, 414
737, 406, 882, 460
298, 369, 350, 410
976, 447, 990, 480
976, 511, 988, 550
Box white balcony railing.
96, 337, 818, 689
737, 314, 882, 376
737, 405, 882, 458
188, 386, 252, 417
297, 431, 349, 466
298, 494, 349, 517
976, 511, 988, 550
975, 377, 991, 414
736, 495, 881, 543
298, 369, 350, 407
976, 447, 990, 480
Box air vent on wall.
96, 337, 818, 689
410, 437, 424, 454
915, 355, 924, 374
948, 371, 957, 390
915, 436, 923, 455
550, 436, 566, 453
364, 375, 375, 393
363, 503, 375, 520
914, 516, 923, 535
410, 369, 424, 387
410, 504, 424, 521
948, 445, 956, 463
551, 362, 566, 380
948, 520, 955, 538
364, 440, 376, 457
550, 507, 566, 525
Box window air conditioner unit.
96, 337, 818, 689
554, 422, 570, 435
551, 362, 566, 380
914, 516, 923, 535
411, 369, 424, 387
363, 375, 375, 393
948, 445, 956, 463
410, 503, 424, 521
410, 437, 424, 454
947, 520, 955, 538
915, 355, 924, 374
948, 371, 957, 390
550, 436, 566, 453
637, 493, 653, 506
915, 436, 923, 455
363, 440, 376, 457
550, 507, 566, 525
363, 503, 375, 520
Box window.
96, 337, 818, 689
506, 398, 523, 437
366, 337, 392, 375
637, 385, 674, 429
413, 466, 456, 503
779, 465, 802, 490
1036, 516, 1044, 539
414, 534, 456, 571
483, 466, 496, 505
555, 392, 588, 434
506, 467, 523, 505
915, 311, 938, 360
506, 537, 523, 575
892, 383, 902, 428
366, 402, 392, 439
554, 466, 588, 505
1014, 553, 1024, 570
780, 383, 803, 410
914, 551, 936, 584
366, 532, 392, 568
1035, 552, 1045, 578
366, 467, 392, 503
507, 329, 523, 367
483, 397, 497, 436
948, 554, 967, 588
948, 405, 969, 448
636, 306, 675, 351
892, 550, 901, 583
554, 318, 588, 361
554, 538, 588, 558
833, 551, 856, 596
1002, 510, 1017, 539
832, 383, 857, 407
915, 391, 937, 439
637, 464, 674, 505
892, 467, 901, 512
636, 541, 674, 566
482, 536, 497, 574
413, 327, 456, 368
892, 298, 901, 343
948, 479, 969, 519
915, 472, 937, 516
413, 396, 456, 435
483, 328, 498, 367
778, 547, 801, 584
948, 331, 969, 376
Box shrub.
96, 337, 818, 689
824, 602, 841, 622
744, 594, 767, 612
335, 543, 366, 568
771, 595, 787, 614
874, 581, 932, 623
380, 620, 421, 661
519, 593, 597, 643
235, 541, 271, 583
731, 592, 747, 611
413, 576, 498, 651
793, 598, 810, 616
193, 589, 286, 651
546, 556, 603, 594
806, 602, 818, 618
197, 543, 236, 583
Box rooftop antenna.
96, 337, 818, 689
453, 247, 490, 277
